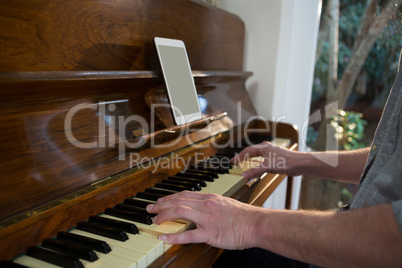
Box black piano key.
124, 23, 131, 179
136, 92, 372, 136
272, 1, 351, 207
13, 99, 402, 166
26, 246, 84, 268
205, 157, 233, 169
123, 198, 153, 209
145, 187, 178, 196
196, 162, 230, 173
57, 231, 111, 254
205, 161, 233, 170
89, 215, 139, 235
105, 208, 152, 225
154, 182, 195, 192
168, 176, 207, 187
176, 172, 214, 181
115, 203, 157, 217
214, 152, 233, 158
161, 179, 201, 191
194, 163, 228, 172
0, 260, 29, 268
76, 222, 128, 242
42, 238, 98, 262
217, 148, 244, 156
136, 191, 165, 202
190, 165, 225, 174
184, 168, 219, 178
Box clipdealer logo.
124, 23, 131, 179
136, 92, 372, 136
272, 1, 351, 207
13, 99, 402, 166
63, 101, 339, 167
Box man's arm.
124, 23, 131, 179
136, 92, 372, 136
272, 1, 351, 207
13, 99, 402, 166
254, 202, 402, 267
147, 191, 402, 267
233, 142, 370, 184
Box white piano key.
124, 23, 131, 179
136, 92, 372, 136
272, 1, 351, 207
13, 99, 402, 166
43, 246, 128, 268
136, 231, 173, 252
75, 259, 108, 268
71, 229, 150, 266
126, 232, 163, 259
200, 174, 244, 195
93, 251, 137, 268
100, 214, 187, 237
13, 255, 61, 268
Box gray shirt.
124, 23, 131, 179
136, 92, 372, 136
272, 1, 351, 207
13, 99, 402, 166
350, 52, 402, 232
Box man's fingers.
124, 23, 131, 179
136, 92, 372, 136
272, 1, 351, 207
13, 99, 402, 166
156, 190, 210, 203
242, 164, 268, 180
231, 142, 271, 163
147, 197, 213, 215
231, 146, 260, 163
158, 229, 207, 244
151, 203, 206, 226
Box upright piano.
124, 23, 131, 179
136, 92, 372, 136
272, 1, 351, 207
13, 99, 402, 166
0, 0, 298, 267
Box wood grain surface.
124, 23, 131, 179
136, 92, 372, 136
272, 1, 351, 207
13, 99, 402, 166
0, 0, 244, 71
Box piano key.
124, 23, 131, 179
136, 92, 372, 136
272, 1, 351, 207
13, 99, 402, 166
214, 152, 231, 157
176, 171, 215, 181
184, 169, 219, 178
196, 163, 230, 173
51, 236, 137, 268
84, 251, 136, 268
100, 214, 188, 237
35, 247, 110, 268
161, 179, 201, 191
123, 198, 154, 209
130, 232, 164, 258
189, 165, 225, 174
89, 215, 139, 234
13, 255, 61, 268
217, 147, 244, 157
0, 260, 29, 268
167, 176, 207, 187
70, 229, 153, 266
78, 259, 114, 268
105, 208, 152, 225
199, 183, 230, 195
42, 238, 98, 262
69, 234, 147, 268
205, 156, 233, 168
135, 191, 165, 202
195, 162, 231, 173
227, 157, 265, 175
154, 182, 194, 192
76, 230, 162, 266
114, 203, 155, 216
201, 173, 244, 195
57, 231, 111, 254
144, 187, 178, 196
125, 196, 189, 225
76, 222, 129, 242
26, 246, 84, 268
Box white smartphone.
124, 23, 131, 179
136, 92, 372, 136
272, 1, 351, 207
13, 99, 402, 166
154, 37, 202, 125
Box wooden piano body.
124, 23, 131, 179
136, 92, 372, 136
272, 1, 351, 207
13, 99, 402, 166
0, 0, 298, 266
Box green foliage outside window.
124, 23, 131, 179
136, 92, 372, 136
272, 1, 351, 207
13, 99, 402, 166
330, 110, 368, 151
312, 0, 401, 105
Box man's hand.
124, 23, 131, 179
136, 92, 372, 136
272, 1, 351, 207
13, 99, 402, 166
232, 141, 301, 180
146, 191, 261, 250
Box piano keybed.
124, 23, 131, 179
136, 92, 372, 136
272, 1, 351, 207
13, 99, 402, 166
6, 153, 247, 268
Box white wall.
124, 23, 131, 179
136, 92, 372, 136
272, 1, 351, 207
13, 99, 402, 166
218, 0, 321, 209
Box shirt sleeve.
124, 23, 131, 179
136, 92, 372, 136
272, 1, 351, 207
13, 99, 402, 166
391, 199, 402, 233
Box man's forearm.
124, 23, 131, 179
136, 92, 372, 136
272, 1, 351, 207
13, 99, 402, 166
236, 143, 370, 183
252, 203, 402, 267
294, 148, 370, 183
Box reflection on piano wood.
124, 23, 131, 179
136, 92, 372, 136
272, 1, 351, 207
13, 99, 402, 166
0, 0, 298, 267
